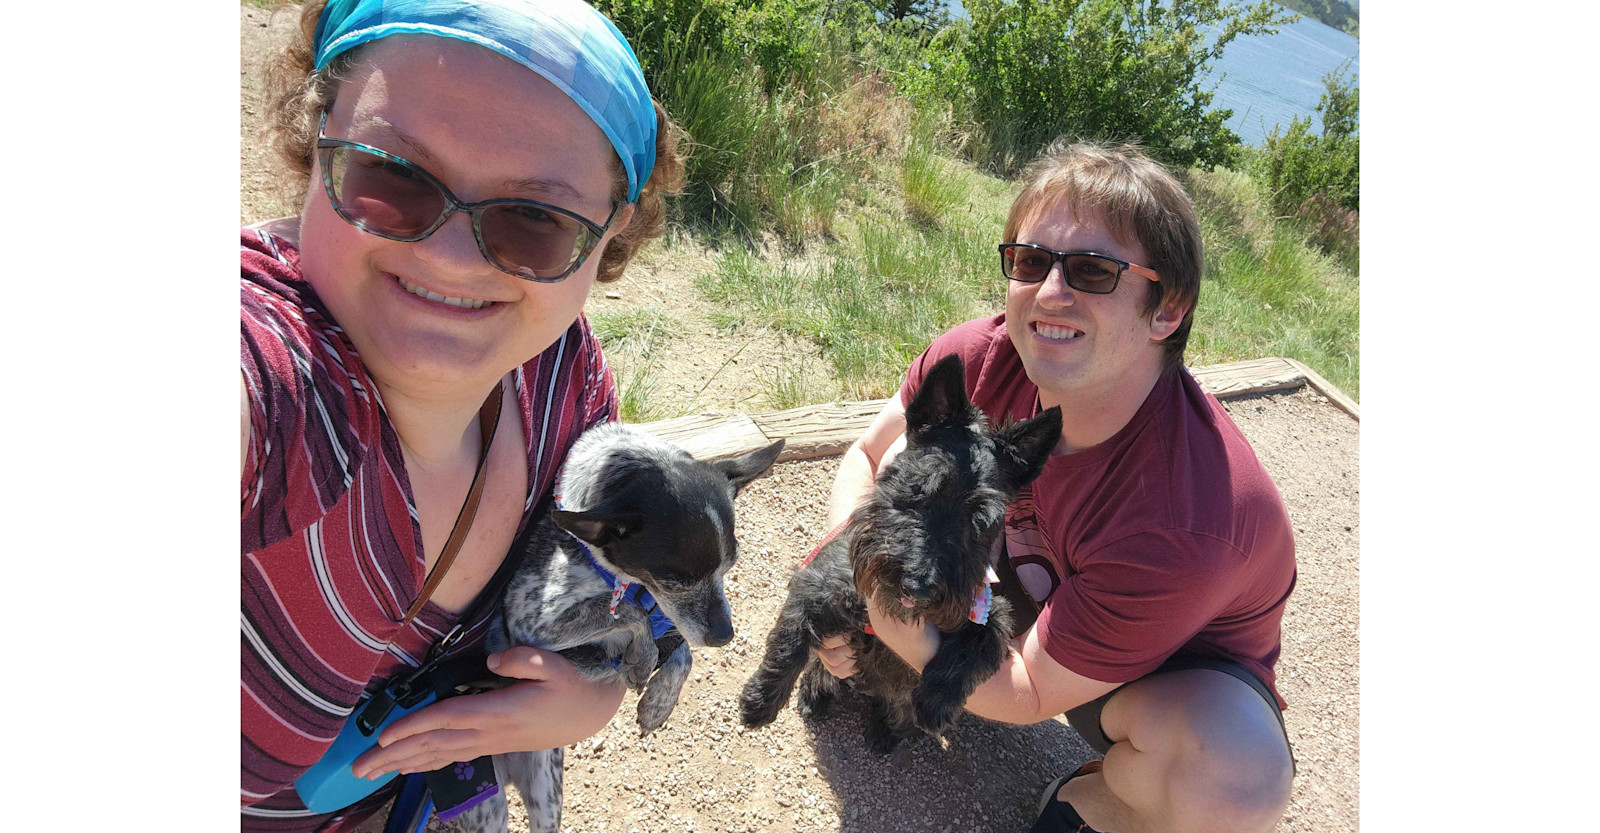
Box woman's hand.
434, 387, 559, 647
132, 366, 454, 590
350, 646, 624, 779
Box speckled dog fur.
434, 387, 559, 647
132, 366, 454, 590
738, 354, 1061, 753
450, 424, 783, 833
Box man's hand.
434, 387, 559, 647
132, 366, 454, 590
815, 634, 859, 679
814, 586, 943, 679
864, 593, 940, 672
350, 646, 624, 779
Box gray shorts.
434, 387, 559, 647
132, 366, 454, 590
1062, 654, 1292, 768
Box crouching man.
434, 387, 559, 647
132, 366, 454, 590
817, 142, 1297, 833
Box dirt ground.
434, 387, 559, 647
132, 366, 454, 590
241, 6, 1358, 831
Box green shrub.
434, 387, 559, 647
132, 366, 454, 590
1259, 62, 1359, 265
591, 0, 739, 75
599, 1, 902, 238
653, 43, 768, 231
954, 0, 1291, 172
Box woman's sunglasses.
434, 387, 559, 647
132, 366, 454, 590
998, 243, 1161, 294
316, 113, 619, 282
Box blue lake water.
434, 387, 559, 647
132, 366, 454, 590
1206, 13, 1360, 146
943, 2, 1360, 147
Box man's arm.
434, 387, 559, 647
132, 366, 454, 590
864, 592, 1119, 723
825, 396, 908, 528
815, 397, 909, 677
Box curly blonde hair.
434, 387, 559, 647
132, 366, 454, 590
260, 1, 684, 284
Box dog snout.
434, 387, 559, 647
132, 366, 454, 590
903, 573, 938, 603
704, 604, 735, 647
705, 621, 734, 647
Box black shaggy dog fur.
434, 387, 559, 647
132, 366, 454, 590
738, 354, 1061, 752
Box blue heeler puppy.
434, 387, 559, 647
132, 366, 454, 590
453, 424, 784, 833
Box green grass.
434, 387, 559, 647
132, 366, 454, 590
1182, 167, 1361, 399
588, 306, 681, 352
615, 360, 676, 423
653, 44, 873, 241
692, 155, 1358, 404
587, 306, 689, 422
697, 158, 1011, 398
902, 144, 971, 225
758, 353, 831, 410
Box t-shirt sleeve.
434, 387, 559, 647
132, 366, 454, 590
239, 232, 374, 552
1033, 529, 1250, 683
898, 315, 1004, 408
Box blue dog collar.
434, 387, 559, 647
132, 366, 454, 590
575, 541, 676, 640
312, 0, 657, 202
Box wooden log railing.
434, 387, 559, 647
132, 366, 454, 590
636, 356, 1356, 463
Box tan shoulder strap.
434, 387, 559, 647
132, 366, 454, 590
401, 381, 505, 626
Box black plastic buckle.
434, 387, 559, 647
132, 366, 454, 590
355, 624, 467, 735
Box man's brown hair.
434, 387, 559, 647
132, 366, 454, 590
1002, 141, 1203, 370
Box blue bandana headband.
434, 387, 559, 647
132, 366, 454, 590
313, 0, 656, 203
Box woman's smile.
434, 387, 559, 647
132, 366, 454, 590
393, 273, 498, 310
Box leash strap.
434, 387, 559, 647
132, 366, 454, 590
401, 381, 504, 626
381, 774, 433, 833
798, 520, 851, 569
371, 488, 562, 829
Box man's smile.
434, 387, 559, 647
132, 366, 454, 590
1033, 321, 1084, 341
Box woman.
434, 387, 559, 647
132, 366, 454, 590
239, 1, 683, 829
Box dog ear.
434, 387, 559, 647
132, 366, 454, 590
552, 507, 643, 548
994, 406, 1062, 491
713, 439, 786, 493
904, 354, 971, 434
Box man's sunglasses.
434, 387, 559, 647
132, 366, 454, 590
316, 112, 619, 282
998, 243, 1161, 294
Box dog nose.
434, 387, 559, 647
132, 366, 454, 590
704, 618, 734, 647
904, 575, 937, 602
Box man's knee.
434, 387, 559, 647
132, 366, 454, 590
1173, 750, 1292, 833
1103, 669, 1293, 832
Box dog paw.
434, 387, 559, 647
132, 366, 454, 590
864, 721, 902, 755
623, 660, 653, 692
912, 692, 961, 737
636, 682, 678, 736
797, 690, 834, 720
796, 666, 837, 720
738, 682, 784, 729
623, 641, 659, 691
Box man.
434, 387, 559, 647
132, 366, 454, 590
815, 142, 1297, 833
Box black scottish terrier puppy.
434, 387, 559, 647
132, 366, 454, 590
739, 354, 1061, 752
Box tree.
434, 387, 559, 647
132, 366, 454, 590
872, 0, 941, 20
956, 0, 1292, 171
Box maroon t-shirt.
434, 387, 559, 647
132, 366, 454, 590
900, 315, 1297, 707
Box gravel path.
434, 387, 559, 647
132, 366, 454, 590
425, 390, 1360, 833
240, 8, 1360, 830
